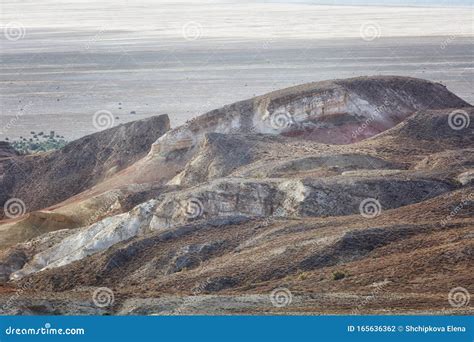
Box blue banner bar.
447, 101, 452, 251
0, 315, 472, 342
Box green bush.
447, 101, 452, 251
7, 131, 68, 155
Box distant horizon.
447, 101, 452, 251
1, 0, 472, 140
257, 0, 473, 6
1, 0, 471, 38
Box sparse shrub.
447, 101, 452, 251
298, 272, 308, 281
332, 270, 346, 281
9, 131, 68, 154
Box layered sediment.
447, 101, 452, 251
0, 76, 472, 315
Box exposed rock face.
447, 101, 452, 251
0, 77, 472, 315
66, 76, 469, 193
10, 201, 158, 279
9, 170, 459, 279
6, 106, 473, 282
0, 115, 170, 219
150, 76, 469, 158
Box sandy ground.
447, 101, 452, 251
1, 36, 472, 140
0, 1, 472, 140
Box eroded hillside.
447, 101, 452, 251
0, 76, 472, 315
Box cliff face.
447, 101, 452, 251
73, 75, 467, 208
150, 76, 469, 157
0, 77, 472, 315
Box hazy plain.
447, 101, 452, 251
0, 0, 472, 140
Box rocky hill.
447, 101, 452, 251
0, 142, 18, 159
0, 76, 472, 315
0, 115, 170, 219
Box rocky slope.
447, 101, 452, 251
0, 114, 170, 219
0, 115, 170, 249
0, 142, 18, 159
0, 76, 472, 315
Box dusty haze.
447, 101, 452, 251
0, 0, 472, 140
